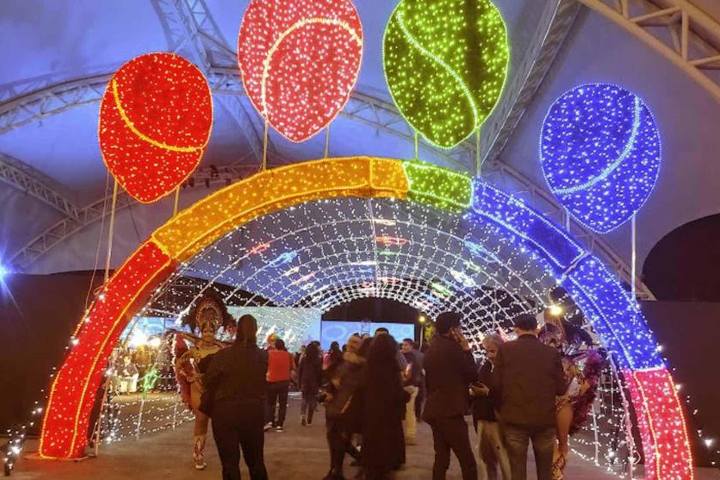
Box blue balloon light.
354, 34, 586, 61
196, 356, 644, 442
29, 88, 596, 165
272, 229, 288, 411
540, 84, 661, 234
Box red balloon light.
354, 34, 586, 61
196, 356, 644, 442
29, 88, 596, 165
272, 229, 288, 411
99, 53, 213, 203
237, 0, 363, 143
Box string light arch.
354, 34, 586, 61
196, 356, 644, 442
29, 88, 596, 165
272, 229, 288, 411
37, 157, 691, 479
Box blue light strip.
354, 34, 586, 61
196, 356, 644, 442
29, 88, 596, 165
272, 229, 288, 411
466, 177, 662, 370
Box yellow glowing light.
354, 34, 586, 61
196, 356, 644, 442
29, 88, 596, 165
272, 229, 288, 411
152, 157, 409, 261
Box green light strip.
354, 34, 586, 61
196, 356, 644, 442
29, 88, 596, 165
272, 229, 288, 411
403, 161, 473, 213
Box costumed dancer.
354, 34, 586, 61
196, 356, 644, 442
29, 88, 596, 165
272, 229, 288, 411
539, 308, 606, 480
172, 291, 236, 470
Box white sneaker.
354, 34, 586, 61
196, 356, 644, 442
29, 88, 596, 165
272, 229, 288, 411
264, 422, 273, 432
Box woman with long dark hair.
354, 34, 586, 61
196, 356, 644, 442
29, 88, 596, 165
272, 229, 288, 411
360, 334, 408, 479
200, 314, 268, 480
298, 341, 323, 426
324, 341, 343, 371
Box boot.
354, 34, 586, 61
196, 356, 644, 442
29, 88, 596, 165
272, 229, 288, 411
301, 415, 307, 426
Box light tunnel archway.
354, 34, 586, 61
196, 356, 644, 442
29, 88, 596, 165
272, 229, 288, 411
38, 157, 692, 478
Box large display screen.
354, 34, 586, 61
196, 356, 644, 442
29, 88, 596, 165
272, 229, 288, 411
228, 306, 322, 352
319, 321, 415, 350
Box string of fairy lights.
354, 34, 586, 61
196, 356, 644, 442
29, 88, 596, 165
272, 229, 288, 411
81, 196, 640, 475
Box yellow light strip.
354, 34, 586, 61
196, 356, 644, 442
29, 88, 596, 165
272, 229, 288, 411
152, 157, 408, 261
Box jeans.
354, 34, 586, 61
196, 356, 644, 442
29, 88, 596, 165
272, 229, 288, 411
211, 400, 268, 480
301, 391, 318, 423
403, 386, 419, 442
428, 416, 478, 480
266, 381, 289, 427
503, 424, 556, 480
477, 420, 511, 480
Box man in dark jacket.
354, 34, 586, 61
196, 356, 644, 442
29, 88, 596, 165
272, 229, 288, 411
494, 313, 566, 480
423, 312, 478, 480
200, 314, 269, 480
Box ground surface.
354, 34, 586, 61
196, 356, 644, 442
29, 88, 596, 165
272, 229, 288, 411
10, 398, 643, 479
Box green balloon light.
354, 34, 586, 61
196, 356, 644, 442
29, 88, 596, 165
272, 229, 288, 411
383, 0, 509, 149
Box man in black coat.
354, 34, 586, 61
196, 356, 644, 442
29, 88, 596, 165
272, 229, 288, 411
423, 312, 478, 480
200, 314, 269, 480
494, 313, 566, 480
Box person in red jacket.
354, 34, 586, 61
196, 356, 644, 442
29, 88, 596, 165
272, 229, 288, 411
265, 338, 296, 432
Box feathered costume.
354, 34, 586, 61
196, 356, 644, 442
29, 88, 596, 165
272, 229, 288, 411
172, 290, 235, 470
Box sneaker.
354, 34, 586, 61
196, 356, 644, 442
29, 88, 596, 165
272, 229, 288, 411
301, 416, 307, 426
275, 425, 284, 432
264, 422, 273, 432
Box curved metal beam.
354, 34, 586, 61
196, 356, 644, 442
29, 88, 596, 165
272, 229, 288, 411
579, 0, 720, 103
5, 80, 654, 298
479, 0, 580, 167
9, 159, 258, 271
0, 152, 79, 219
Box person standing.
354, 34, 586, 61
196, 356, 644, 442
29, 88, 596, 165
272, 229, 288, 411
470, 334, 510, 480
401, 338, 422, 445
298, 341, 323, 426
200, 314, 268, 480
323, 341, 342, 370
266, 338, 295, 432
494, 313, 566, 480
360, 334, 409, 479
423, 312, 479, 480
322, 334, 365, 480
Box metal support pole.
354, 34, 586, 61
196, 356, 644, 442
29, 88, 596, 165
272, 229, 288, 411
104, 180, 119, 282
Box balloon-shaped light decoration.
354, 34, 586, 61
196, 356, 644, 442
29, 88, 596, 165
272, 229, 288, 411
383, 0, 509, 149
237, 0, 363, 143
99, 53, 213, 203
540, 84, 661, 234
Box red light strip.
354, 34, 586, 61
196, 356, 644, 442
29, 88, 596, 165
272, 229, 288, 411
625, 367, 694, 479
39, 242, 174, 458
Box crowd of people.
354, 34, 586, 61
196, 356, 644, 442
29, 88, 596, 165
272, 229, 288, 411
180, 302, 602, 480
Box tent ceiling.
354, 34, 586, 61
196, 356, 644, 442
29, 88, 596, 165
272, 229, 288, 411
0, 0, 719, 294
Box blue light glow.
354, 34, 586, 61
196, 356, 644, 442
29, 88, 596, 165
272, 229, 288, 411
468, 180, 662, 369
0, 264, 9, 281
540, 84, 661, 234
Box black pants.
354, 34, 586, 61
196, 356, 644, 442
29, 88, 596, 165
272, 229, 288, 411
301, 390, 318, 423
211, 400, 268, 480
326, 415, 356, 475
266, 381, 289, 427
503, 424, 555, 480
428, 416, 478, 480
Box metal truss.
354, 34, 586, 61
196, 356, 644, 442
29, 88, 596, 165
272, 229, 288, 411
151, 0, 236, 72
0, 152, 79, 220
1, 0, 654, 298
150, 0, 268, 158
9, 160, 259, 271
2, 70, 654, 297
579, 0, 720, 103
479, 0, 581, 167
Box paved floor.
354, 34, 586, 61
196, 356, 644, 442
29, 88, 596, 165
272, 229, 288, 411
13, 400, 623, 479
